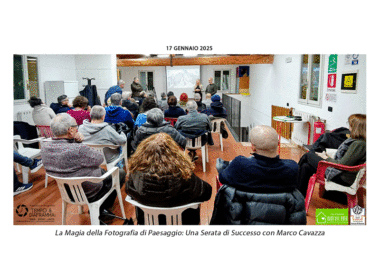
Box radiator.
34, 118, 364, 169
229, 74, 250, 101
291, 110, 315, 146
16, 110, 35, 125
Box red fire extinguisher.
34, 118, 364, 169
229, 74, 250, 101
313, 118, 325, 143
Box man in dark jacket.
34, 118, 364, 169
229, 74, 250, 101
210, 125, 306, 225
121, 91, 139, 119
50, 95, 73, 114
202, 94, 227, 118
131, 108, 186, 151
205, 77, 218, 96
131, 77, 143, 98
104, 93, 134, 130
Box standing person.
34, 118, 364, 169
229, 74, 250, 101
131, 77, 143, 99
211, 125, 306, 225
104, 80, 125, 105
67, 96, 91, 126
194, 79, 203, 101
205, 77, 218, 96
126, 133, 212, 225
297, 114, 366, 202
50, 95, 73, 114
29, 97, 56, 126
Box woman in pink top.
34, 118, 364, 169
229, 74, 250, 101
67, 96, 91, 126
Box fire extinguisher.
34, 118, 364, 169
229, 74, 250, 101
313, 118, 325, 143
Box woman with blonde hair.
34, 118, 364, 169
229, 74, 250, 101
126, 133, 212, 225
297, 114, 366, 203
194, 79, 203, 101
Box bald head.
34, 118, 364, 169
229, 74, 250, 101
249, 125, 279, 157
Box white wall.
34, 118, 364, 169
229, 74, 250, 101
248, 54, 366, 131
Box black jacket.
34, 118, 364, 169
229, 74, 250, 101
210, 184, 306, 225
131, 82, 143, 98
131, 121, 187, 151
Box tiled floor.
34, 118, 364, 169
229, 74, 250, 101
13, 128, 365, 226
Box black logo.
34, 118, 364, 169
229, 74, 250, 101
16, 204, 28, 217
352, 205, 363, 215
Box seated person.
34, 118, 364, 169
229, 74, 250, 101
13, 151, 43, 196
126, 133, 212, 225
29, 97, 56, 126
203, 93, 212, 108
67, 95, 91, 126
194, 93, 206, 112
164, 95, 186, 119
210, 125, 306, 225
297, 114, 366, 203
104, 93, 134, 130
202, 94, 227, 119
131, 108, 186, 152
157, 92, 169, 111
79, 105, 127, 165
307, 127, 351, 152
134, 97, 158, 127
121, 91, 139, 120
50, 95, 73, 114
41, 113, 126, 213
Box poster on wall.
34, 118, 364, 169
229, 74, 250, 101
341, 70, 358, 93
238, 66, 250, 96
327, 73, 337, 92
345, 54, 359, 65
325, 92, 337, 102
328, 54, 338, 73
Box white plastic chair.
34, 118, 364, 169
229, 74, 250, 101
13, 135, 48, 186
86, 143, 128, 174
185, 134, 208, 172
125, 195, 201, 225
49, 167, 126, 225
211, 118, 226, 151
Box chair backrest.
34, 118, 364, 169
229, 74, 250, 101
185, 135, 203, 150
164, 117, 178, 126
125, 196, 201, 225
211, 118, 225, 133
85, 143, 120, 168
36, 125, 54, 138
325, 165, 366, 195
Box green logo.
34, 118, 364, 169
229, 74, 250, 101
316, 209, 348, 225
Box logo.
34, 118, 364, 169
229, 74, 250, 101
16, 204, 29, 217
350, 206, 365, 225
316, 209, 349, 225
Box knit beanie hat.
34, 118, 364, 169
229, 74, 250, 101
211, 95, 221, 102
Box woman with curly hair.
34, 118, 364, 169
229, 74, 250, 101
126, 133, 212, 225
67, 95, 91, 126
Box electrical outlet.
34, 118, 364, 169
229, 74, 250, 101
328, 106, 333, 112
287, 103, 289, 106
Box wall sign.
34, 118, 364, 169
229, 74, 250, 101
327, 73, 337, 92
341, 70, 358, 93
328, 54, 338, 73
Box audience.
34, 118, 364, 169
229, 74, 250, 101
79, 105, 127, 166
126, 133, 212, 225
67, 96, 91, 126
13, 151, 43, 196
131, 108, 186, 152
164, 95, 186, 118
41, 113, 125, 213
297, 114, 366, 203
194, 93, 206, 112
121, 91, 139, 119
104, 93, 134, 130
135, 97, 158, 127
158, 92, 169, 111
210, 125, 306, 225
29, 97, 56, 126
104, 80, 125, 105
203, 94, 227, 118
50, 95, 73, 114
203, 93, 212, 108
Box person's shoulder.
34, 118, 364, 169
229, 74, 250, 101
279, 159, 299, 170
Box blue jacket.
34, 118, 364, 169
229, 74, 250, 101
104, 85, 122, 104
164, 106, 187, 118
202, 101, 227, 118
50, 103, 73, 114
104, 106, 134, 129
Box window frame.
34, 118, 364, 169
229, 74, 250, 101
298, 54, 324, 107
214, 68, 232, 93
138, 70, 155, 92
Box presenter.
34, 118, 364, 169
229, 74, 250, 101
194, 79, 203, 101
205, 78, 217, 96
131, 77, 143, 99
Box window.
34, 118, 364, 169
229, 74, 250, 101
299, 54, 323, 106
14, 55, 40, 102
214, 69, 230, 92
139, 71, 154, 91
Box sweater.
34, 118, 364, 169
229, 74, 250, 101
67, 109, 91, 126
78, 120, 127, 163
41, 138, 104, 200
164, 106, 187, 118
32, 104, 56, 126
205, 83, 217, 95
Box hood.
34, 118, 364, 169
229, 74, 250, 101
210, 101, 224, 112
131, 171, 184, 199
105, 106, 123, 117
79, 120, 109, 135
